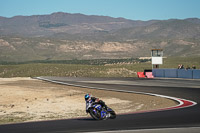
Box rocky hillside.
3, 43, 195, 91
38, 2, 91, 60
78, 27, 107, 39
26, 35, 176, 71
0, 12, 156, 36
0, 12, 200, 61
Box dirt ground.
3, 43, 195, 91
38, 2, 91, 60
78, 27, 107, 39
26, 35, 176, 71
0, 77, 178, 124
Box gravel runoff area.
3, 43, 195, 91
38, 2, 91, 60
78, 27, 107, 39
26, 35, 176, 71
0, 77, 178, 125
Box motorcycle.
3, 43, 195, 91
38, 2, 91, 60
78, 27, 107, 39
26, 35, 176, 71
86, 101, 116, 120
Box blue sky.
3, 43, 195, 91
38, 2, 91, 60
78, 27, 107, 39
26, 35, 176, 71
0, 0, 200, 20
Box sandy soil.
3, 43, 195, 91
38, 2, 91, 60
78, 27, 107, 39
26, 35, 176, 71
0, 77, 178, 124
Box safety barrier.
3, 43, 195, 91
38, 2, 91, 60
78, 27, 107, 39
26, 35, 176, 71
146, 72, 154, 78
152, 69, 200, 79
137, 72, 154, 78
137, 72, 146, 78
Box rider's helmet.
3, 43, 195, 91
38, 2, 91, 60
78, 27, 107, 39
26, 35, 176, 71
85, 94, 91, 101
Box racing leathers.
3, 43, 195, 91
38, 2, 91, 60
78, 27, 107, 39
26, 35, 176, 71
86, 97, 107, 113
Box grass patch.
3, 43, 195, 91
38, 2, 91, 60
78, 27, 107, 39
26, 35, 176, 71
161, 56, 200, 69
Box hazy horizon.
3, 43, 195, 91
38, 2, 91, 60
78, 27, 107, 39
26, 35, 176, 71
1, 0, 200, 21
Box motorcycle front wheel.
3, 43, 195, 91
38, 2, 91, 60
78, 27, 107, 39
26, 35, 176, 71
107, 108, 116, 119
89, 108, 101, 120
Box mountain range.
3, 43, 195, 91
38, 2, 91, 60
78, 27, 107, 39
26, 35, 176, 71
0, 12, 200, 62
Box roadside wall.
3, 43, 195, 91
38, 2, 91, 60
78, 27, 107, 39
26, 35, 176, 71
152, 69, 200, 79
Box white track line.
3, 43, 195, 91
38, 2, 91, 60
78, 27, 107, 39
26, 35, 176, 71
35, 77, 197, 113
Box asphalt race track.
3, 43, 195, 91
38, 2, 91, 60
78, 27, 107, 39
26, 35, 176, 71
0, 77, 200, 133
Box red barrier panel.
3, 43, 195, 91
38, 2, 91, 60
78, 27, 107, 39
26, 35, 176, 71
137, 72, 146, 78
146, 72, 154, 78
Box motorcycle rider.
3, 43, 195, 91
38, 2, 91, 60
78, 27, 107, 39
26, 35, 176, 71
85, 94, 108, 113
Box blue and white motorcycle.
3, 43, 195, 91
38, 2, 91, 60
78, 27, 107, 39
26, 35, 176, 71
86, 101, 116, 120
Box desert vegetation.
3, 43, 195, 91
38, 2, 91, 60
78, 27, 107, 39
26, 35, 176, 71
0, 57, 199, 78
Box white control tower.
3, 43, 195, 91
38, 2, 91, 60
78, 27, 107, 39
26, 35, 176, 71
151, 49, 163, 69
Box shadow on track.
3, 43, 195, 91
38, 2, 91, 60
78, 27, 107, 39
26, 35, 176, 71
76, 118, 96, 121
